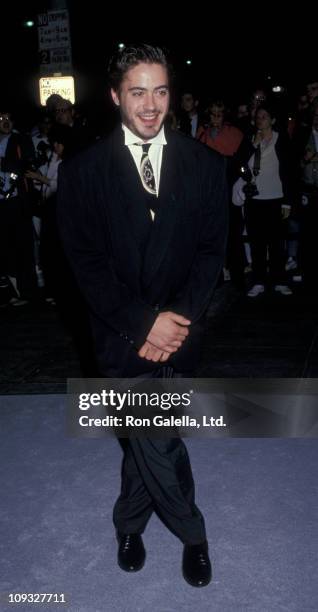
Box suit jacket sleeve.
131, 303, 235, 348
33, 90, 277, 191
57, 161, 157, 350
169, 152, 228, 322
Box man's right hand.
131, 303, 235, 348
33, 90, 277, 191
138, 340, 171, 362
146, 311, 191, 352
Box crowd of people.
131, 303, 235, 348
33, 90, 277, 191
0, 93, 94, 307
0, 77, 317, 312
174, 79, 318, 297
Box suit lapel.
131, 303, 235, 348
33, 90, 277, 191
97, 127, 184, 291
97, 128, 145, 285
142, 133, 183, 288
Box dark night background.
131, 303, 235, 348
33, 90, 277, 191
2, 2, 317, 130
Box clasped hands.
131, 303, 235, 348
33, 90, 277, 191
138, 311, 191, 363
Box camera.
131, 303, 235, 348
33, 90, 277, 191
0, 171, 19, 199
0, 158, 37, 199
239, 165, 259, 198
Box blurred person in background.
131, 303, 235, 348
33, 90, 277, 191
177, 89, 202, 137
233, 103, 294, 297
0, 108, 37, 306
297, 101, 318, 293
197, 99, 243, 156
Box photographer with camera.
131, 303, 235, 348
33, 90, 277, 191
25, 124, 73, 304
0, 109, 38, 306
232, 102, 294, 297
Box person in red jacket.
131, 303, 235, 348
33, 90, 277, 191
197, 100, 243, 157
197, 101, 245, 287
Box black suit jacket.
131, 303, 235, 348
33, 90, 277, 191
57, 127, 228, 376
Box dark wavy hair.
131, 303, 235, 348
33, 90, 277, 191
107, 43, 173, 91
48, 125, 74, 159
255, 101, 278, 120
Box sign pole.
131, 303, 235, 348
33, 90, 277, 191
37, 2, 75, 106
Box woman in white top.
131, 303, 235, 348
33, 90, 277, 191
234, 103, 293, 297
25, 141, 63, 198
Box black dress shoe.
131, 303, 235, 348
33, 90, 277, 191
182, 541, 212, 587
117, 533, 146, 572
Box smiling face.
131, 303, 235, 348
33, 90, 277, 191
111, 62, 170, 141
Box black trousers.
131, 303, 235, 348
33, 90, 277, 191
0, 196, 37, 298
227, 203, 247, 288
40, 195, 59, 298
113, 367, 207, 545
245, 198, 286, 285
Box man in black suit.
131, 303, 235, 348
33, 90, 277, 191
57, 44, 227, 587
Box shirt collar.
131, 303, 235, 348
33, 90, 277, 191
122, 124, 167, 146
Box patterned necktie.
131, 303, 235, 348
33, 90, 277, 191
140, 143, 156, 195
